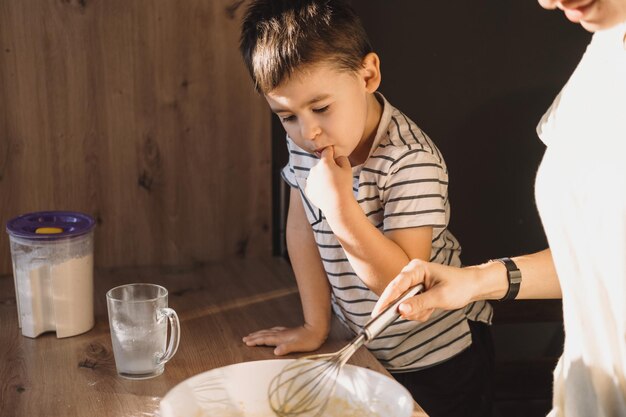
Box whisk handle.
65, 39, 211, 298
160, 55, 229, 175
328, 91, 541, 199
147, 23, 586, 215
362, 284, 424, 341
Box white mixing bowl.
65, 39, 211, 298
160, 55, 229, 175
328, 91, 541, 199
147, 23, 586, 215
160, 359, 414, 417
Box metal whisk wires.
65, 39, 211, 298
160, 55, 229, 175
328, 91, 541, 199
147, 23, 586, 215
268, 333, 366, 417
267, 284, 423, 417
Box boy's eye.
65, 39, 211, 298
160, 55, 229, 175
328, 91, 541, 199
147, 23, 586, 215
313, 105, 329, 114
280, 114, 296, 123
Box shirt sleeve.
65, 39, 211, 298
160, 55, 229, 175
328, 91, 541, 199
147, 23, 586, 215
381, 149, 449, 232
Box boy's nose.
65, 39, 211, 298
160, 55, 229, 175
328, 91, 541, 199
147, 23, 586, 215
300, 121, 321, 141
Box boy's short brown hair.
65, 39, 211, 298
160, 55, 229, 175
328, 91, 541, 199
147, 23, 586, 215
240, 0, 373, 93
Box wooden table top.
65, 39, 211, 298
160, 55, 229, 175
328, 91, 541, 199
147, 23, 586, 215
0, 257, 427, 417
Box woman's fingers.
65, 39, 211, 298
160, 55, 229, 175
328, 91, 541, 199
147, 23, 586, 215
372, 259, 426, 317
399, 294, 436, 322
394, 263, 473, 321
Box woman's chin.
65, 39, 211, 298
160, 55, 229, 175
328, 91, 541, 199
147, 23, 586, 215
564, 8, 584, 23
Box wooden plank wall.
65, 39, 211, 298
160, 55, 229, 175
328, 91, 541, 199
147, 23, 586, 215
0, 0, 271, 274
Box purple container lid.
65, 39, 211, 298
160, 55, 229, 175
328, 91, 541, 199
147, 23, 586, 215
6, 211, 95, 241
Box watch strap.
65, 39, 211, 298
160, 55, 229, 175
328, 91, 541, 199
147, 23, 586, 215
492, 257, 522, 301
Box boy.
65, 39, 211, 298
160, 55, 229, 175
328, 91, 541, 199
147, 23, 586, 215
239, 1, 493, 415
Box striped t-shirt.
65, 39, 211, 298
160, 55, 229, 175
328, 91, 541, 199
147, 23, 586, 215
281, 93, 492, 372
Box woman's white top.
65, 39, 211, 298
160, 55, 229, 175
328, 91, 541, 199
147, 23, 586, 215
535, 22, 626, 417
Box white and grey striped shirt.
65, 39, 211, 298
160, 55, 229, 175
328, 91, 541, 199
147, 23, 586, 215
282, 93, 492, 372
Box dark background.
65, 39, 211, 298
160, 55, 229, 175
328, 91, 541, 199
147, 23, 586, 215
273, 1, 591, 264
354, 1, 591, 265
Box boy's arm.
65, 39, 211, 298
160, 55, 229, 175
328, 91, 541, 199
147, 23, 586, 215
243, 187, 331, 355
286, 187, 332, 340
323, 193, 425, 296
306, 147, 432, 296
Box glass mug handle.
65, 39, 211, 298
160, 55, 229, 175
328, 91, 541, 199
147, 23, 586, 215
156, 307, 180, 365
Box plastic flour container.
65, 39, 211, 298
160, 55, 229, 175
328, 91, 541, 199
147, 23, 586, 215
6, 211, 96, 338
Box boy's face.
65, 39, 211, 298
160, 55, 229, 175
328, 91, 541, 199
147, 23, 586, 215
265, 60, 379, 163
537, 0, 626, 31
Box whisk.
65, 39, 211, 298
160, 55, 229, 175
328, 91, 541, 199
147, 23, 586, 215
268, 284, 424, 417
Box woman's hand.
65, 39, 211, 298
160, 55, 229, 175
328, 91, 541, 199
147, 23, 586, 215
372, 259, 479, 322
242, 324, 328, 356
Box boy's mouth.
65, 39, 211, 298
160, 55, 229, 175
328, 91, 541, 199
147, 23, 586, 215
313, 147, 327, 158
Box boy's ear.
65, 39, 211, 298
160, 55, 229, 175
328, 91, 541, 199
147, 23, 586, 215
361, 52, 381, 93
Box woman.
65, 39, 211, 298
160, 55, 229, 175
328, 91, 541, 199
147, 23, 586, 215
373, 1, 626, 416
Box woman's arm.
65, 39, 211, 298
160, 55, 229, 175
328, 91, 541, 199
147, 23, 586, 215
470, 249, 561, 301
372, 248, 562, 322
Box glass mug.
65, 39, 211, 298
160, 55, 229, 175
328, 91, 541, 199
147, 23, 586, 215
106, 283, 180, 379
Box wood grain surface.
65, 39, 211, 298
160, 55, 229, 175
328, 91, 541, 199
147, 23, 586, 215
0, 258, 427, 416
0, 0, 271, 274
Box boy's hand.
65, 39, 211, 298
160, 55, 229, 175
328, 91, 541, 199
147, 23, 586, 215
242, 324, 327, 356
305, 146, 353, 213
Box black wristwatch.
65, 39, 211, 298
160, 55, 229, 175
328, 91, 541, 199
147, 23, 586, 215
491, 257, 522, 301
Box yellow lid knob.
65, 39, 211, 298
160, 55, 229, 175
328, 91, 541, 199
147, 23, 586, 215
35, 227, 64, 234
